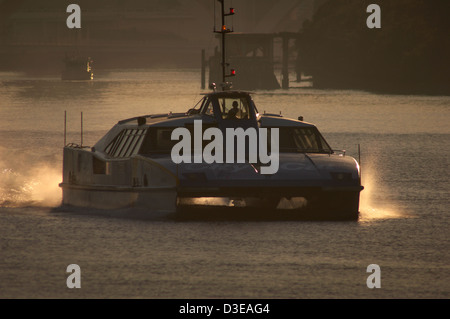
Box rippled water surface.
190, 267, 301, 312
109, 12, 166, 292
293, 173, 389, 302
0, 70, 448, 298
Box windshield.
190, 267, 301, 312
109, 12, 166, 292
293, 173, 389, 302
271, 127, 332, 153
218, 97, 251, 120
138, 126, 332, 155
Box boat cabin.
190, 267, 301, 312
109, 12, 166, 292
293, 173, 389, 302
188, 91, 259, 130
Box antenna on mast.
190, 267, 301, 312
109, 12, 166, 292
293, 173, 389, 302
214, 0, 236, 91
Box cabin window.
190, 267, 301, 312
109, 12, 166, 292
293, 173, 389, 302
156, 129, 176, 151
92, 157, 111, 174
139, 126, 217, 155
104, 128, 147, 158
139, 128, 178, 154
271, 127, 332, 153
204, 100, 214, 116
219, 97, 250, 120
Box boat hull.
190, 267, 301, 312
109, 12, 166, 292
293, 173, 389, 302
60, 146, 363, 220
177, 188, 361, 221
60, 183, 177, 213
60, 182, 361, 220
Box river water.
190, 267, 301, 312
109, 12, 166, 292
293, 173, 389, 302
0, 69, 448, 298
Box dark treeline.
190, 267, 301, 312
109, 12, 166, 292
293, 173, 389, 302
298, 0, 450, 95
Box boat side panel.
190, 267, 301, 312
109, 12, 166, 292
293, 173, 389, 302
61, 186, 177, 212
63, 147, 132, 186
61, 147, 178, 212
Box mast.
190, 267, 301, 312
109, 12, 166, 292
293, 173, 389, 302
214, 0, 235, 90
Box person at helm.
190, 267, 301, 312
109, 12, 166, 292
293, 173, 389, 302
227, 101, 239, 119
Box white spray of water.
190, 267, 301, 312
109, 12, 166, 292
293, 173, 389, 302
0, 148, 62, 207
358, 161, 406, 223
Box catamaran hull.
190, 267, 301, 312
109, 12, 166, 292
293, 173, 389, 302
177, 188, 362, 221
60, 183, 177, 213
59, 182, 361, 220
59, 147, 363, 220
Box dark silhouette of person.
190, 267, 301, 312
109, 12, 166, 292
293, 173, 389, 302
227, 101, 239, 119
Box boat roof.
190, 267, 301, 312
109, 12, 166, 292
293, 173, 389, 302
116, 90, 315, 128
201, 90, 254, 96
117, 112, 315, 128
